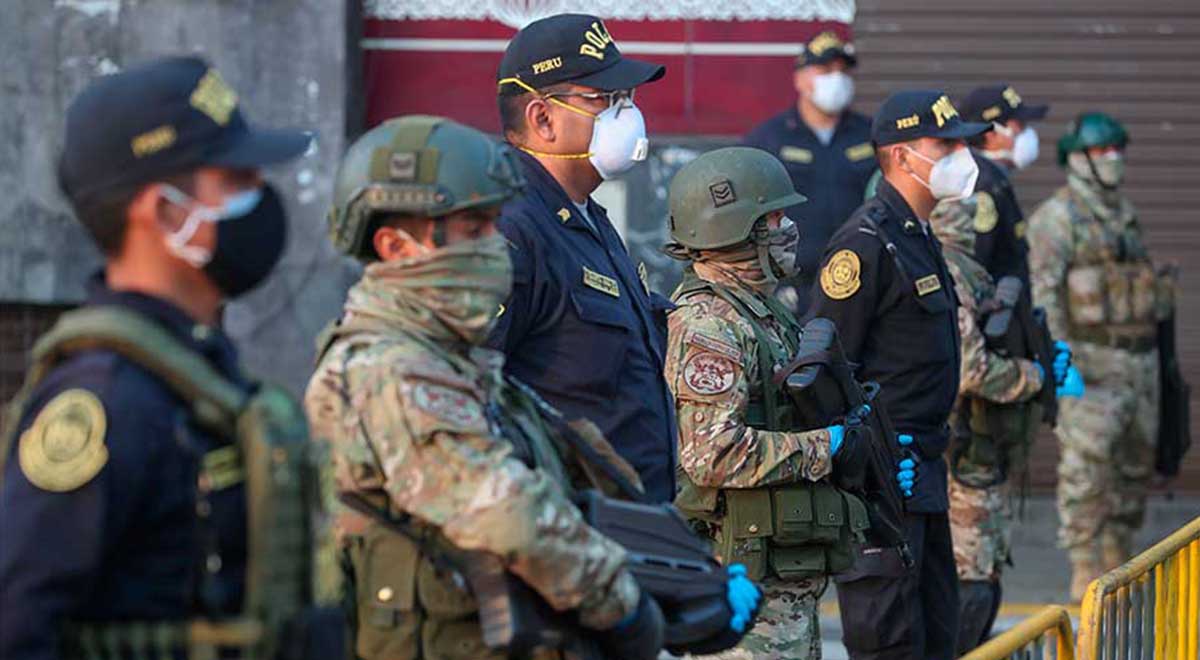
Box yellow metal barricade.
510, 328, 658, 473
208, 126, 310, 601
1077, 515, 1200, 659
960, 605, 1076, 660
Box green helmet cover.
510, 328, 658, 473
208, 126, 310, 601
328, 115, 525, 259
1057, 112, 1129, 167
668, 146, 806, 250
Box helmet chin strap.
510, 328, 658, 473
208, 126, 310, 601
1084, 152, 1120, 191
752, 221, 781, 285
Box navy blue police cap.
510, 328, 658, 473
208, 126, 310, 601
497, 13, 665, 96
871, 89, 991, 146
795, 31, 858, 69
59, 55, 311, 205
959, 83, 1049, 125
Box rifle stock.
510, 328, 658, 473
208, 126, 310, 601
774, 317, 914, 568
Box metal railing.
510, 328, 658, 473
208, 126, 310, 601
1077, 516, 1200, 660
960, 605, 1077, 660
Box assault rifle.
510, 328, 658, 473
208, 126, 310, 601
1156, 311, 1192, 479
981, 276, 1058, 425
773, 317, 914, 568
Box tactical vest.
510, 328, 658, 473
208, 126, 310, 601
671, 271, 868, 582
317, 322, 570, 660
0, 306, 320, 660
1060, 187, 1173, 350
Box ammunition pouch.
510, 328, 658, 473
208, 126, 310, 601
1066, 262, 1174, 331
951, 399, 1039, 489
717, 484, 869, 581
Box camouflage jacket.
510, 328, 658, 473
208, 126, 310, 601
304, 269, 639, 631
931, 197, 1044, 405
1025, 175, 1149, 342
665, 262, 832, 490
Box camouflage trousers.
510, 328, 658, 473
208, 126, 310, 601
948, 478, 1011, 582
1056, 344, 1159, 555
689, 575, 828, 660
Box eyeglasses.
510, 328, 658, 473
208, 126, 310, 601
542, 88, 635, 109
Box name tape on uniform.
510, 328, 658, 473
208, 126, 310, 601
582, 266, 620, 297
915, 274, 942, 296
844, 143, 875, 162
780, 146, 814, 164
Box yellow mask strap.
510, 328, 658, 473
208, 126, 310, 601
498, 76, 595, 160
498, 77, 597, 119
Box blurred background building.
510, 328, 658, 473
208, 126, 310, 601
3, 0, 1199, 493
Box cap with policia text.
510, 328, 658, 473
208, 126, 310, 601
795, 30, 858, 68
959, 83, 1050, 125
59, 55, 311, 205
871, 90, 991, 146
497, 13, 666, 96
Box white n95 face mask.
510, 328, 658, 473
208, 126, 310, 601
588, 100, 650, 180
906, 146, 980, 201
810, 71, 855, 115
1011, 126, 1040, 169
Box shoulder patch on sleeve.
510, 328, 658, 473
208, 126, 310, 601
18, 389, 109, 492
684, 328, 742, 361
682, 352, 737, 396
820, 249, 862, 300
411, 382, 486, 430
973, 192, 998, 234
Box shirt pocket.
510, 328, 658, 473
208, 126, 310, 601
566, 289, 632, 399
889, 286, 956, 364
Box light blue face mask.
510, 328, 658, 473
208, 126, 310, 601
158, 185, 264, 266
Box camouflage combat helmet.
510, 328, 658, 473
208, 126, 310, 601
1056, 112, 1129, 167
668, 146, 805, 250
328, 115, 525, 259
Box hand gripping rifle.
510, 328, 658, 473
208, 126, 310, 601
772, 317, 914, 568
980, 276, 1058, 426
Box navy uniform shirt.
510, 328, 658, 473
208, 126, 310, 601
0, 278, 248, 660
805, 179, 962, 513
971, 150, 1030, 285
743, 108, 877, 306
488, 150, 678, 503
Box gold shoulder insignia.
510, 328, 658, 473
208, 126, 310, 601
973, 192, 999, 234
820, 249, 862, 300
19, 389, 109, 492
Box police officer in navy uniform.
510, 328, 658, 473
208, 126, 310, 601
0, 57, 311, 659
490, 14, 679, 503
743, 31, 876, 313
807, 90, 990, 660
956, 83, 1051, 285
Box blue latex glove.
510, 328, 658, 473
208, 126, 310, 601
828, 424, 846, 456
895, 434, 916, 497
896, 458, 917, 498
1053, 340, 1072, 386
1057, 365, 1085, 398
726, 564, 762, 633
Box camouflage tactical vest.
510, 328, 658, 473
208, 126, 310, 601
0, 306, 321, 660
672, 271, 868, 582
1059, 185, 1173, 348
317, 321, 570, 660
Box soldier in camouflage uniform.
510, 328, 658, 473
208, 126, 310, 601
663, 147, 897, 660
930, 193, 1072, 652
304, 116, 670, 660
1026, 112, 1174, 601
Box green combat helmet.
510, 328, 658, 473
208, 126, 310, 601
328, 115, 525, 259
1056, 111, 1129, 167
668, 146, 805, 280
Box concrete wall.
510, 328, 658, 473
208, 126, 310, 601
0, 0, 359, 393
